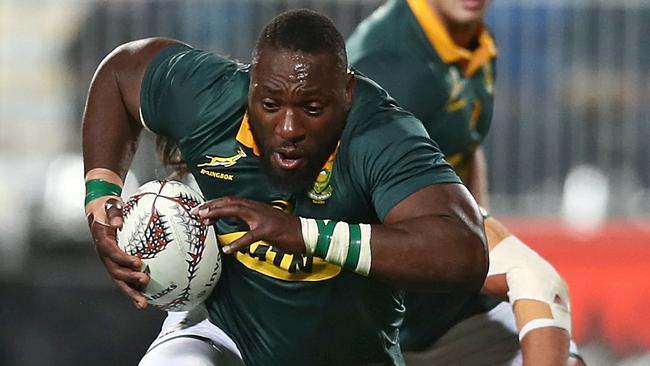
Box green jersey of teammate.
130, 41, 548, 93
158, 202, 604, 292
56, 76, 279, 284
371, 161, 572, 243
347, 0, 499, 352
347, 0, 496, 173
140, 44, 461, 366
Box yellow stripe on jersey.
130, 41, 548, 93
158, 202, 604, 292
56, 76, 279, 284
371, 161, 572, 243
219, 231, 342, 281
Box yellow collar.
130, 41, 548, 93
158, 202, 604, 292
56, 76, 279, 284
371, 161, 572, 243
407, 0, 497, 76
235, 112, 261, 156
235, 112, 338, 167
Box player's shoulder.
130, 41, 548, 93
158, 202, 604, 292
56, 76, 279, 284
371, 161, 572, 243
140, 43, 249, 139
347, 1, 407, 59
344, 75, 429, 146
147, 43, 249, 82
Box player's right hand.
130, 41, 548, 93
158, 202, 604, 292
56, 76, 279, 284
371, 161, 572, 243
89, 197, 150, 309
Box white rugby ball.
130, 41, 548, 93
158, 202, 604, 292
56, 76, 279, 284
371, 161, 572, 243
117, 180, 221, 311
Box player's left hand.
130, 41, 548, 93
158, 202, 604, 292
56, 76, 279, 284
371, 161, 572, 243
192, 196, 304, 255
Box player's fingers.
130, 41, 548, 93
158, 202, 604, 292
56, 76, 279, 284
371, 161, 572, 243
92, 223, 143, 271
192, 196, 257, 220
102, 257, 149, 287
105, 247, 143, 271
222, 230, 258, 254
105, 198, 124, 228
113, 279, 148, 309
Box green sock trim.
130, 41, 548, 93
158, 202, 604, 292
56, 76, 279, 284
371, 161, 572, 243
344, 224, 362, 270
315, 220, 336, 258
85, 179, 122, 205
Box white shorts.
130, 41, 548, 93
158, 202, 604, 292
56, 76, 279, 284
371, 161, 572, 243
404, 302, 581, 366
139, 305, 244, 366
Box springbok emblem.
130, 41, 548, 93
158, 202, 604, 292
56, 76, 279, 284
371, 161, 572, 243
197, 147, 247, 168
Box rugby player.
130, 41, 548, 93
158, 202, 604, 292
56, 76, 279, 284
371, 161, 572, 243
348, 0, 584, 365
82, 9, 488, 366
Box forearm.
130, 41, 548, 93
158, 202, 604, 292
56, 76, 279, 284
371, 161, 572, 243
300, 184, 488, 292
201, 186, 487, 292
374, 184, 487, 290
520, 326, 571, 366
482, 217, 573, 364
369, 214, 487, 291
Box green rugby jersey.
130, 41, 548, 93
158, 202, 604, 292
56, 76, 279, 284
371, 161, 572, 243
140, 43, 461, 366
347, 0, 496, 175
347, 0, 501, 352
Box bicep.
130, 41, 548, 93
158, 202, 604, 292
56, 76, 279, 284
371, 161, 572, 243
106, 37, 185, 124
383, 183, 483, 235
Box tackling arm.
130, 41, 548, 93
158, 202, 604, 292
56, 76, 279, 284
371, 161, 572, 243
481, 216, 574, 366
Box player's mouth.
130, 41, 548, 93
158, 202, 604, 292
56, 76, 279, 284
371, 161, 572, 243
463, 0, 486, 12
272, 148, 307, 170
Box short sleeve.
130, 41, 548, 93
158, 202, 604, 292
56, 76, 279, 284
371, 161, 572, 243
140, 44, 247, 141
350, 113, 462, 221
351, 52, 446, 127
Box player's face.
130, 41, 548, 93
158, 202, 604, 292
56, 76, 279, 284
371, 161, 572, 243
248, 47, 354, 193
429, 0, 491, 26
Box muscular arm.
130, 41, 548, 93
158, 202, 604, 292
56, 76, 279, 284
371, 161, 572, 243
82, 37, 182, 308
197, 183, 488, 293
371, 183, 488, 291
83, 37, 181, 176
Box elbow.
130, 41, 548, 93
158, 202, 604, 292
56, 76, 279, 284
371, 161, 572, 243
470, 233, 490, 292
446, 201, 489, 293
455, 230, 489, 293
416, 228, 488, 294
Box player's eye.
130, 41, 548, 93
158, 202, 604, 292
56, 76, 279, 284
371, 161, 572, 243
303, 103, 323, 116
262, 99, 280, 112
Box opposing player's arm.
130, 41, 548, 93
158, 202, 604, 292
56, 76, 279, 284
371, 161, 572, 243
481, 216, 575, 366
82, 37, 182, 308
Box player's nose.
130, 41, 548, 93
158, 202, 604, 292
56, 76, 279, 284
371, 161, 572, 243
275, 108, 306, 143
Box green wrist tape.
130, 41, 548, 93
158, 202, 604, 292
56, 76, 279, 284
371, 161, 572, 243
300, 217, 372, 276
85, 179, 123, 205
315, 219, 336, 258
343, 224, 362, 270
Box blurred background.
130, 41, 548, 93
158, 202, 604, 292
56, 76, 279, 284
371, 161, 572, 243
1, 0, 648, 365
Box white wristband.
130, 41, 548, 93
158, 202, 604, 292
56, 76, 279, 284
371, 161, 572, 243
299, 217, 372, 276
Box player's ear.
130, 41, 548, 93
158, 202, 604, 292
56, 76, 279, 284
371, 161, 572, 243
344, 69, 356, 108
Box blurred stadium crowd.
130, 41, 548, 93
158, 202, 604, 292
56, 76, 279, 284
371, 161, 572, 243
1, 1, 649, 365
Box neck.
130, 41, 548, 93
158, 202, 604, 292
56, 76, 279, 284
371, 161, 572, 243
446, 22, 480, 49
427, 1, 481, 49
